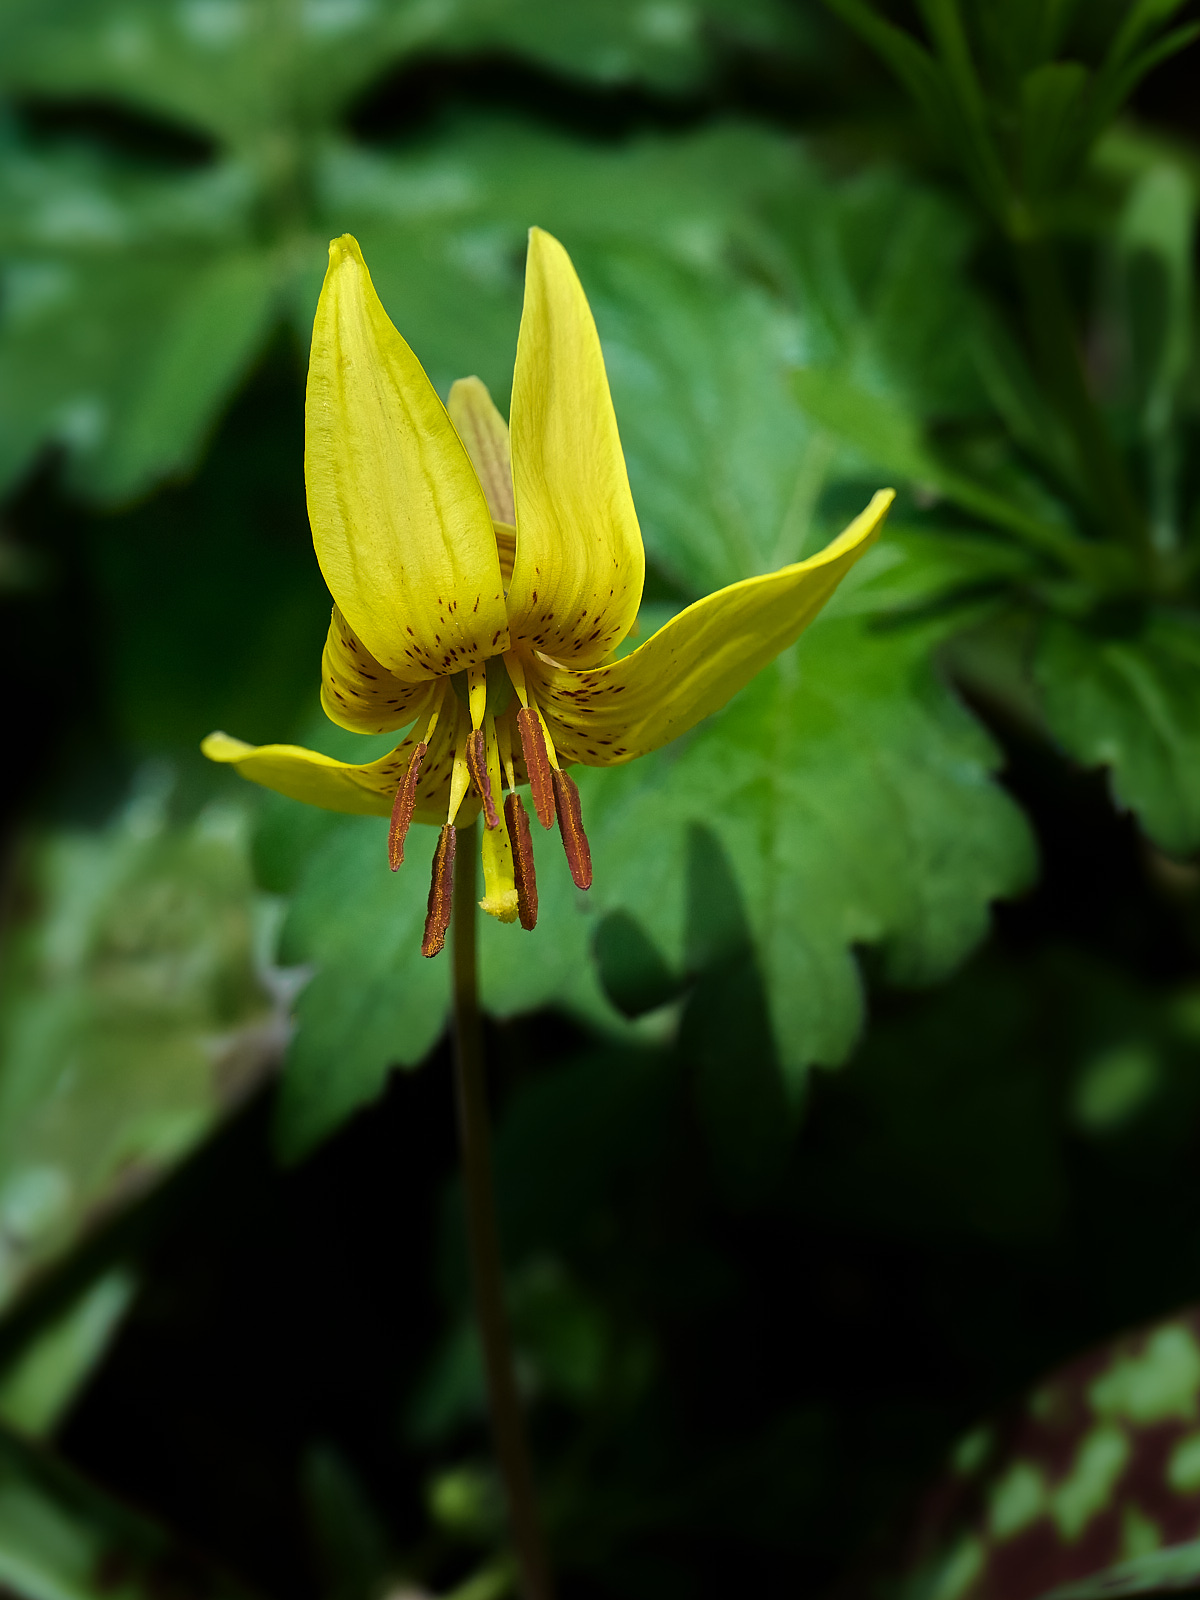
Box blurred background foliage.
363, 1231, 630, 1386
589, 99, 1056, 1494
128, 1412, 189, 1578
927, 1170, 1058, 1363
2, 0, 1200, 1596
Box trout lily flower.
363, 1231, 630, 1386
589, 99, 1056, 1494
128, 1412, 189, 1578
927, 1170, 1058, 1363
204, 229, 893, 957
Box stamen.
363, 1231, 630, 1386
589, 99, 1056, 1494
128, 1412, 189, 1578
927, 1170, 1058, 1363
422, 824, 456, 957
552, 769, 592, 890
466, 729, 499, 827
505, 793, 538, 930
387, 741, 426, 870
517, 706, 555, 829
386, 685, 445, 872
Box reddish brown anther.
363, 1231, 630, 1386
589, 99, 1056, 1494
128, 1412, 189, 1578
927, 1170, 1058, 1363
388, 741, 427, 870
421, 824, 456, 957
466, 727, 499, 828
504, 792, 538, 931
516, 706, 555, 828
552, 769, 592, 890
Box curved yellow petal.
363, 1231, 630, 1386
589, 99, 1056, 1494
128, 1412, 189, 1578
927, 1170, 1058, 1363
321, 606, 436, 734
531, 490, 894, 765
507, 227, 645, 668
448, 376, 514, 524
306, 236, 509, 682
202, 713, 470, 827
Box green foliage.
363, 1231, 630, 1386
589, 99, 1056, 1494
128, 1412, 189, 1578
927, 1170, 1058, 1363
0, 1419, 254, 1600
1035, 612, 1200, 856
2, 0, 1200, 1596
0, 779, 289, 1305
823, 0, 1198, 226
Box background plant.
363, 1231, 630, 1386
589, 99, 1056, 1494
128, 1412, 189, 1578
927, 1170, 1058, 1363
1, 1, 1200, 1597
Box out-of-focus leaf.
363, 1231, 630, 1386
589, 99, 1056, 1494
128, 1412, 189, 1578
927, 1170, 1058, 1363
4, 0, 813, 147
1018, 61, 1089, 206
0, 115, 808, 503
0, 1420, 254, 1600
1109, 161, 1196, 555
0, 134, 262, 499
96, 248, 279, 500
302, 1444, 396, 1600
0, 780, 296, 1307
0, 1269, 136, 1438
902, 1308, 1200, 1600
1034, 613, 1200, 858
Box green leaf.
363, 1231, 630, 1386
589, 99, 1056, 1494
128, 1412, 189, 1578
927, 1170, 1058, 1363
0, 134, 261, 500
1018, 61, 1090, 203
790, 366, 1079, 565
579, 612, 1035, 1099
1034, 612, 1200, 858
271, 802, 620, 1160
4, 0, 813, 147
0, 783, 291, 1309
1, 115, 808, 504
95, 248, 278, 500
0, 1269, 136, 1439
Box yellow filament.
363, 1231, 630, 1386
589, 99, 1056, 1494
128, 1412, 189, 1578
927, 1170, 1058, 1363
497, 714, 516, 791
445, 703, 472, 825
467, 661, 488, 729
534, 702, 561, 772
421, 680, 446, 744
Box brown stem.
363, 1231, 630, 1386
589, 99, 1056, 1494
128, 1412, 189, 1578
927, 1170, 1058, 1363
451, 821, 555, 1600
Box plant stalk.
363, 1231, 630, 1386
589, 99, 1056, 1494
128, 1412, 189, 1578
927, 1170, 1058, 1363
451, 820, 555, 1600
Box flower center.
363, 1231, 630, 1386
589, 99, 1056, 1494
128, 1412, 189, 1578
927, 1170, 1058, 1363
386, 655, 592, 958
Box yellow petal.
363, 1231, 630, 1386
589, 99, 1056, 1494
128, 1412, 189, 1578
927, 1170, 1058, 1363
507, 227, 645, 668
321, 606, 436, 734
531, 491, 894, 764
306, 236, 510, 683
202, 713, 469, 827
448, 377, 514, 524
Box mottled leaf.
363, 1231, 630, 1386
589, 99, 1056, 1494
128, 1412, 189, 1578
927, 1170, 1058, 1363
904, 1310, 1200, 1600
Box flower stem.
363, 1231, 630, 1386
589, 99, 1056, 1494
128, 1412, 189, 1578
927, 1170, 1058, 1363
451, 820, 555, 1600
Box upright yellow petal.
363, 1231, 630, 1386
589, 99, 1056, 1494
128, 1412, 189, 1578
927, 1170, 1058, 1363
306, 236, 510, 682
530, 491, 893, 764
448, 377, 514, 524
507, 227, 645, 668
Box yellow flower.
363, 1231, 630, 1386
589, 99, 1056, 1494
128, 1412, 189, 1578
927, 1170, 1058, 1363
204, 229, 893, 956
